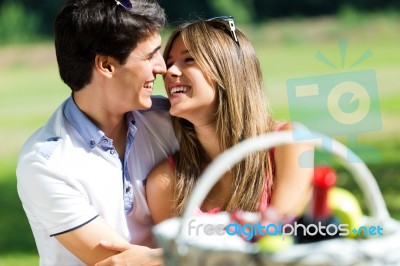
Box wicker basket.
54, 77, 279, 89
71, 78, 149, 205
153, 129, 400, 266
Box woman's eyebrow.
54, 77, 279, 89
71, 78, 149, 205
166, 49, 190, 61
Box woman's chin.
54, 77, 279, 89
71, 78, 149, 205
169, 106, 184, 118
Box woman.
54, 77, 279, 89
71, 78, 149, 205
146, 17, 314, 224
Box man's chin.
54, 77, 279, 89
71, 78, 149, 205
138, 99, 152, 110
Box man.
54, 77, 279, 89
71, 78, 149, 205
16, 0, 178, 265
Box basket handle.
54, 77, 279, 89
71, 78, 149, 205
176, 128, 390, 245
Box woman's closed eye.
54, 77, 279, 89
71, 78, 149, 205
166, 57, 194, 69
184, 57, 195, 64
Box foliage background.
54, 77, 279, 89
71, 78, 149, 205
1, 0, 400, 44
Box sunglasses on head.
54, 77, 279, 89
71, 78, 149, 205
114, 0, 132, 10
206, 16, 239, 46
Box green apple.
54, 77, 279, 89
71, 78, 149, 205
257, 235, 293, 253
328, 187, 363, 238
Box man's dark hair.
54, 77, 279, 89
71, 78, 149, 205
55, 0, 166, 91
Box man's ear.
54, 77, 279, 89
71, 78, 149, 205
94, 54, 115, 78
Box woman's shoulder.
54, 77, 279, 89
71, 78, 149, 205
146, 157, 177, 224
146, 157, 175, 192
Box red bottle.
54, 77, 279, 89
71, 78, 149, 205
296, 166, 341, 243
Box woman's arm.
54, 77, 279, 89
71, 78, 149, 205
269, 123, 314, 217
146, 159, 176, 224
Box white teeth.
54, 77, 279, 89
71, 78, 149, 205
171, 86, 188, 95
144, 82, 153, 89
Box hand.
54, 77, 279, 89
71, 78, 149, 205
95, 241, 164, 266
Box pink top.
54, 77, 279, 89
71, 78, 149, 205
168, 122, 287, 215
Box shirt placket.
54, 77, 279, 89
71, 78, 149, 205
122, 120, 136, 214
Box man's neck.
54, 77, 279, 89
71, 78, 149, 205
73, 90, 128, 159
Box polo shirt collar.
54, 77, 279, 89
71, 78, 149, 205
63, 96, 105, 149
63, 96, 137, 151
125, 111, 137, 137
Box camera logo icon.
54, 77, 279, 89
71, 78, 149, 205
286, 41, 382, 164
327, 80, 370, 126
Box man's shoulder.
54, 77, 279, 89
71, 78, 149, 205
140, 95, 170, 113
131, 96, 179, 152
134, 95, 173, 128
18, 101, 69, 163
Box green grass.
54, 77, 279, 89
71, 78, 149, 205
0, 159, 39, 264
0, 13, 399, 264
0, 254, 39, 266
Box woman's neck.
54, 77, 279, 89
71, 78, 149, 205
194, 121, 234, 212
194, 122, 220, 160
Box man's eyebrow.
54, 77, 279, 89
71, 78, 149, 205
166, 49, 190, 61
149, 45, 162, 56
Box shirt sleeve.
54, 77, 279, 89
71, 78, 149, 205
17, 148, 98, 237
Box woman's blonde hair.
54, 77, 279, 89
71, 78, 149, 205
163, 19, 277, 215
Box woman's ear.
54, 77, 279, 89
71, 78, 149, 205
94, 54, 115, 78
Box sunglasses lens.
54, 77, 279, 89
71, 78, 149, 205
119, 0, 132, 10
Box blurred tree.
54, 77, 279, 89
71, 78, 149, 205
207, 0, 256, 23
253, 0, 340, 20
0, 2, 40, 44
0, 0, 398, 40
252, 0, 400, 20
18, 0, 62, 35
346, 0, 400, 11
159, 0, 213, 24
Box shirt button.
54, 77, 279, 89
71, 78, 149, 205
110, 149, 115, 155
126, 187, 131, 193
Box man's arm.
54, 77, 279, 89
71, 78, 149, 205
56, 216, 162, 265
94, 242, 163, 266
55, 216, 130, 265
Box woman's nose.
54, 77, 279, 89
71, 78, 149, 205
166, 64, 181, 77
